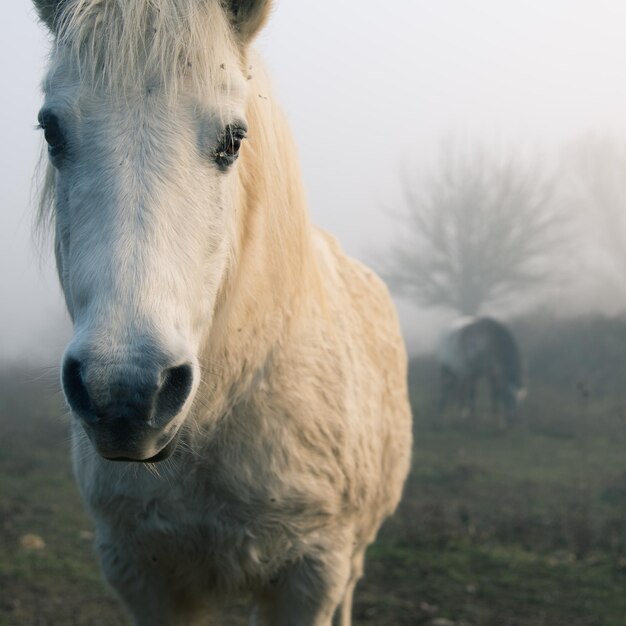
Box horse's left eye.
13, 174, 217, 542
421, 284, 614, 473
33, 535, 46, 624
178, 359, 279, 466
215, 125, 247, 169
38, 110, 66, 158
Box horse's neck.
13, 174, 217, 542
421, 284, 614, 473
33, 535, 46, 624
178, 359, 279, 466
201, 79, 318, 396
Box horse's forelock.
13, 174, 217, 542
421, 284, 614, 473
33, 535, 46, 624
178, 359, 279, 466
50, 0, 239, 97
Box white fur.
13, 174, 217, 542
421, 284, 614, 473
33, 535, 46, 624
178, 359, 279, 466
35, 1, 413, 624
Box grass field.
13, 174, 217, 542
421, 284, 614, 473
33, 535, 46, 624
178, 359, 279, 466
2, 313, 626, 625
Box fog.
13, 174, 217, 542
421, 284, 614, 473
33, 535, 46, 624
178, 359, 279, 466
4, 5, 626, 622
2, 1, 626, 362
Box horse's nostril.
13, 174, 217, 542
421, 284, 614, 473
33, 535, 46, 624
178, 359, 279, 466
62, 357, 93, 418
61, 356, 193, 425
155, 363, 194, 422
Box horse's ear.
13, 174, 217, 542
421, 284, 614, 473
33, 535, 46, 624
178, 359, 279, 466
32, 0, 66, 32
224, 0, 273, 44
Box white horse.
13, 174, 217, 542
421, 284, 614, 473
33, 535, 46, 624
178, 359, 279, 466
32, 1, 412, 624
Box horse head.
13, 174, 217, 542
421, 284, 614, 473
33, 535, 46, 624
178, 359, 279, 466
34, 0, 272, 461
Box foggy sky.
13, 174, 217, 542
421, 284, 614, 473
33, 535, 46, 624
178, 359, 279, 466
2, 1, 626, 362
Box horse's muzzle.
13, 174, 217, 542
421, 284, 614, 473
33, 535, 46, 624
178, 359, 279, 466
62, 355, 194, 462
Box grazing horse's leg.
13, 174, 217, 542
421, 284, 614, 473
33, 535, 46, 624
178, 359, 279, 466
489, 374, 505, 431
465, 376, 478, 425
258, 552, 352, 626
438, 367, 455, 426
488, 372, 508, 431
489, 373, 499, 416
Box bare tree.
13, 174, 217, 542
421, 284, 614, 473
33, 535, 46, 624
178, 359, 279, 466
382, 143, 562, 315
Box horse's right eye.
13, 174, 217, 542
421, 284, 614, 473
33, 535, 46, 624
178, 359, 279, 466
38, 111, 66, 158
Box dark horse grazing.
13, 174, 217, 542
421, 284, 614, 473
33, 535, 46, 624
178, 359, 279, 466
437, 317, 526, 426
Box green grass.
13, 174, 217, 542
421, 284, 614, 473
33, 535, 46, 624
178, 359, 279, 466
359, 540, 626, 626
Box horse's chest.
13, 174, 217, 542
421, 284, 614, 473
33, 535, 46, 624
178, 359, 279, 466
88, 468, 296, 589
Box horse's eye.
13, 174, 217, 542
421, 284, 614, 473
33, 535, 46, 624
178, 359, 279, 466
214, 125, 247, 169
38, 111, 66, 158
